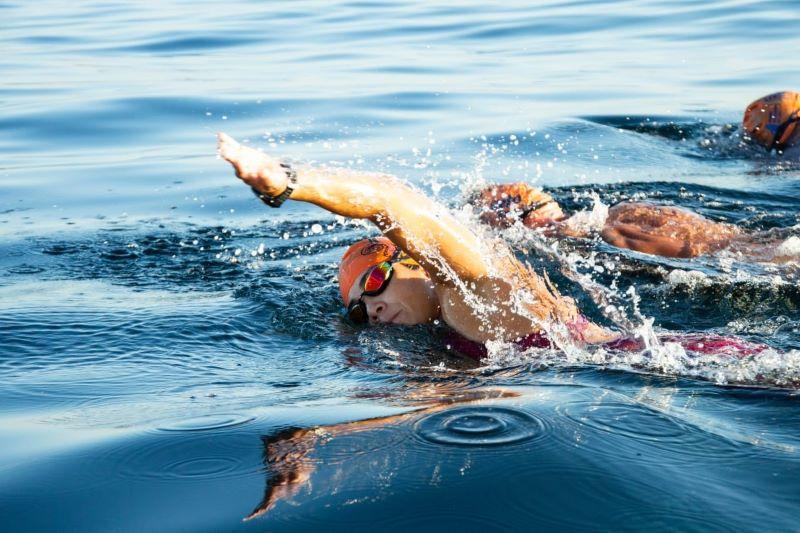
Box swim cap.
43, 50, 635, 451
473, 183, 555, 228
338, 236, 398, 304
742, 91, 800, 150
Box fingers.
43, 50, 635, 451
216, 132, 240, 164
217, 132, 252, 183
216, 133, 285, 194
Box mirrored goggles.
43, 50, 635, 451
345, 261, 394, 325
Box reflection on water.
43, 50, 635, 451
245, 384, 800, 530
248, 387, 520, 520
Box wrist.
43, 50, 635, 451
252, 161, 297, 208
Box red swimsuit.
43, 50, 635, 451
443, 326, 767, 362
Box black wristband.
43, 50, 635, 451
251, 162, 297, 208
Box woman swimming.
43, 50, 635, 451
217, 132, 615, 348
471, 182, 796, 261
214, 95, 791, 518
217, 132, 767, 361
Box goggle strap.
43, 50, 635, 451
520, 199, 554, 220
770, 112, 800, 152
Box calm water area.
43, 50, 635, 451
2, 1, 800, 531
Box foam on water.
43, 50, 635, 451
775, 235, 800, 260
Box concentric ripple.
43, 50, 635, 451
155, 413, 255, 432
553, 397, 753, 466
113, 432, 261, 482
414, 406, 545, 447
560, 401, 688, 442
157, 456, 243, 480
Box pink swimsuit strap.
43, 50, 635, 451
443, 327, 768, 362
442, 330, 553, 361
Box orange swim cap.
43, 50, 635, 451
742, 91, 800, 150
338, 236, 398, 304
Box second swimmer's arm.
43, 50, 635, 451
217, 133, 490, 284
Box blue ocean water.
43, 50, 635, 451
2, 1, 800, 530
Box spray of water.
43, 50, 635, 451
222, 128, 800, 387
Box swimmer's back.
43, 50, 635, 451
602, 202, 739, 258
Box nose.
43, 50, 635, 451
365, 300, 386, 323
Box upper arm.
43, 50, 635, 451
374, 183, 491, 284
291, 166, 491, 284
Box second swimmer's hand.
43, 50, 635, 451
217, 132, 290, 197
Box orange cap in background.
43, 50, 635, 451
742, 91, 800, 149
338, 236, 398, 304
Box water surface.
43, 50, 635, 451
2, 1, 800, 530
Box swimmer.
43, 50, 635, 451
471, 182, 796, 260
217, 132, 617, 349
742, 91, 800, 154
471, 92, 800, 260
217, 133, 768, 361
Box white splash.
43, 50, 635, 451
561, 192, 610, 235
774, 235, 800, 261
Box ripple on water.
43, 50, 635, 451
90, 413, 264, 483
155, 413, 255, 432
562, 400, 688, 442
383, 510, 514, 532
114, 431, 261, 483
150, 456, 243, 480
612, 505, 748, 532
554, 395, 752, 466
414, 406, 546, 447
498, 460, 687, 531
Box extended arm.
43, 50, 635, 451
218, 133, 489, 284
600, 223, 689, 257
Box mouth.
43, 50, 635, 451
387, 310, 401, 324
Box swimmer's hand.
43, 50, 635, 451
217, 132, 290, 197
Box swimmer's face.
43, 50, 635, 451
521, 198, 565, 228
475, 184, 565, 229
347, 263, 440, 326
